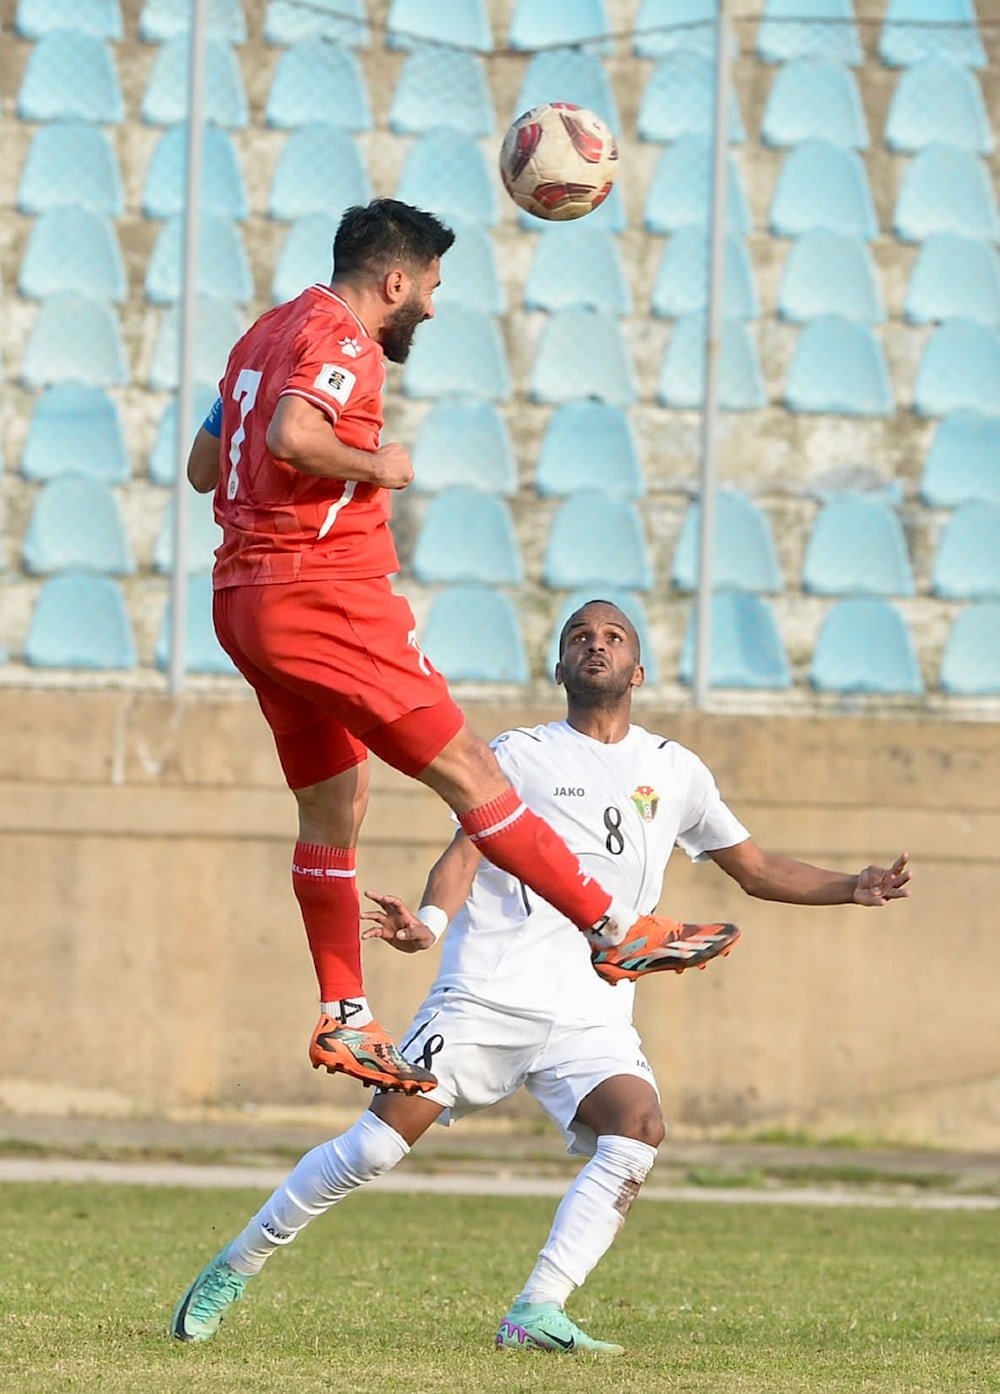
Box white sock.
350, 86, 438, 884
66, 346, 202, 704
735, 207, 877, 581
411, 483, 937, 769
516, 1135, 657, 1307
585, 901, 639, 948
320, 997, 374, 1028
226, 1111, 408, 1275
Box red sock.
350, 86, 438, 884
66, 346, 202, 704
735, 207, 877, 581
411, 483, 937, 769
291, 842, 361, 1002
460, 791, 612, 932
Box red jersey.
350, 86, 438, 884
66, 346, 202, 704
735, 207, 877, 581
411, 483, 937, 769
212, 284, 398, 588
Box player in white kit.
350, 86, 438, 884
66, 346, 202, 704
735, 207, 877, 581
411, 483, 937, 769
172, 600, 911, 1353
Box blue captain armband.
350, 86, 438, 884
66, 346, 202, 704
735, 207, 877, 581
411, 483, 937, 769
202, 396, 223, 437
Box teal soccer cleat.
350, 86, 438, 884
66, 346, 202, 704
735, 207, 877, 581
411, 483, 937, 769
496, 1300, 624, 1356
171, 1248, 252, 1343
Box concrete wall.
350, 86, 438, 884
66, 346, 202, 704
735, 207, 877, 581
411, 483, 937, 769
2, 689, 997, 1148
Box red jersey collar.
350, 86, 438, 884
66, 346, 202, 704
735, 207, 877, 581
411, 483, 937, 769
312, 284, 371, 339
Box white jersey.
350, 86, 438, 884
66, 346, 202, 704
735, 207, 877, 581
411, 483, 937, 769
433, 720, 750, 1027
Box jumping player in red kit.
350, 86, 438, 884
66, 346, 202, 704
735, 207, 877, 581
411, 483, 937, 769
185, 199, 739, 1096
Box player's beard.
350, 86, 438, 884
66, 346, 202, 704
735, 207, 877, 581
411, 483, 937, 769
380, 293, 427, 363
564, 665, 636, 709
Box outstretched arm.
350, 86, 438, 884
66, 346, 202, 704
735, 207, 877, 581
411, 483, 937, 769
362, 830, 484, 953
709, 839, 911, 908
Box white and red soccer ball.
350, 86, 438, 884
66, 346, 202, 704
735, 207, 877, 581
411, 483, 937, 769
499, 102, 618, 221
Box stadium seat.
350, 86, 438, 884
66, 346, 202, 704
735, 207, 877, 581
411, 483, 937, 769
18, 30, 124, 123
762, 58, 869, 149
395, 130, 498, 228
265, 0, 369, 47
156, 572, 236, 676
672, 491, 783, 593
16, 0, 122, 40
885, 59, 993, 154
657, 314, 766, 411
904, 234, 1000, 326
436, 223, 505, 315
389, 47, 494, 138
22, 296, 128, 389
679, 592, 791, 689
879, 0, 985, 69
149, 300, 243, 392
546, 588, 659, 683
154, 492, 223, 573
146, 216, 253, 304
403, 305, 510, 402
531, 309, 637, 407
803, 494, 914, 596
535, 401, 644, 499
18, 122, 124, 217
411, 400, 516, 495
770, 140, 878, 239
913, 318, 1000, 417
645, 134, 751, 235
524, 225, 631, 316
411, 488, 523, 586
387, 0, 493, 51
142, 36, 248, 127
757, 0, 862, 65
149, 384, 220, 486
268, 124, 369, 222
25, 572, 136, 670
19, 207, 126, 303
932, 503, 1000, 599
139, 0, 247, 43
785, 317, 894, 416
421, 587, 528, 684
543, 492, 651, 591
271, 215, 336, 303
633, 0, 730, 61
515, 49, 619, 133
811, 599, 923, 695
22, 384, 129, 484
509, 0, 611, 52
651, 228, 759, 319
920, 412, 1000, 507
939, 604, 1000, 694
778, 230, 884, 323
637, 51, 745, 144
143, 124, 248, 220
893, 144, 1000, 243
23, 475, 134, 575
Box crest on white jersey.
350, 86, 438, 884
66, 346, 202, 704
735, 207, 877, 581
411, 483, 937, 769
313, 362, 357, 404
631, 784, 660, 822
339, 337, 362, 358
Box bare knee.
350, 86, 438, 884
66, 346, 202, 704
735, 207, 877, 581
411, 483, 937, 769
417, 723, 509, 814
624, 1106, 666, 1150
294, 764, 370, 845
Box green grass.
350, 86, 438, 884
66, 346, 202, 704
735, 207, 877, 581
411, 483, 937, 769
1, 1183, 997, 1393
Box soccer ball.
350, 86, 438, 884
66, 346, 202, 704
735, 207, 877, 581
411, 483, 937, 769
499, 102, 618, 222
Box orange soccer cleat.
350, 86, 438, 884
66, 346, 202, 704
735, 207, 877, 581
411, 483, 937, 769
590, 916, 740, 985
309, 1016, 438, 1094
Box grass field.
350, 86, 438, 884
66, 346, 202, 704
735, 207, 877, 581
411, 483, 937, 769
0, 1182, 996, 1394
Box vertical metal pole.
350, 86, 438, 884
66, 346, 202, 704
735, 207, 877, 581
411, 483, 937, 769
693, 0, 733, 708
168, 0, 209, 695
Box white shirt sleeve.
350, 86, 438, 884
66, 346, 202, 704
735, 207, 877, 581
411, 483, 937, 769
675, 752, 750, 862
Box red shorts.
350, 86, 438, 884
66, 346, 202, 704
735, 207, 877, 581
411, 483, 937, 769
213, 576, 465, 789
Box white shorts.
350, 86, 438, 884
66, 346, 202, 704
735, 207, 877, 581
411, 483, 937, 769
399, 986, 659, 1157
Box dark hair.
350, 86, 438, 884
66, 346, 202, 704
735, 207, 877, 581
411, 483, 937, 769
558, 599, 641, 661
333, 199, 455, 281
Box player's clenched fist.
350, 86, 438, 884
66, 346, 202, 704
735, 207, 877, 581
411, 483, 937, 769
374, 442, 414, 490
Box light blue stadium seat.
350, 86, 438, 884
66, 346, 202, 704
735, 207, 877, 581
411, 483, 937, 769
770, 140, 878, 239
885, 60, 993, 154
140, 0, 247, 43
509, 0, 611, 51
893, 144, 1000, 243
265, 0, 369, 47
143, 124, 248, 220
535, 402, 644, 499
19, 207, 126, 303
390, 47, 494, 137
757, 0, 862, 64
524, 225, 631, 316
543, 492, 651, 590
268, 124, 369, 222
531, 310, 637, 407
645, 134, 751, 235
657, 314, 766, 411
515, 49, 619, 133
411, 400, 516, 495
142, 36, 248, 127
547, 588, 659, 683
23, 296, 128, 389
421, 587, 528, 684
673, 491, 783, 593
272, 215, 336, 303
920, 412, 1000, 507
940, 604, 1000, 694
403, 305, 510, 402
905, 234, 1000, 325
634, 0, 729, 60
638, 51, 745, 144
879, 0, 985, 69
149, 300, 243, 391
778, 230, 884, 323
154, 492, 223, 573
156, 572, 237, 676
22, 384, 129, 484
803, 494, 914, 595
517, 181, 628, 235
811, 600, 923, 694
395, 130, 498, 228
411, 488, 523, 586
932, 503, 1000, 599
149, 384, 220, 485
18, 30, 124, 123
762, 58, 868, 149
913, 318, 1000, 417
18, 122, 124, 217
26, 572, 136, 670
23, 475, 134, 575
785, 316, 894, 415
652, 228, 759, 319
679, 592, 791, 689
146, 216, 253, 304
388, 0, 493, 51
437, 223, 505, 315
17, 0, 123, 40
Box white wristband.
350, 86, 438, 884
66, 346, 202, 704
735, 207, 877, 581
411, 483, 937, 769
417, 905, 449, 943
